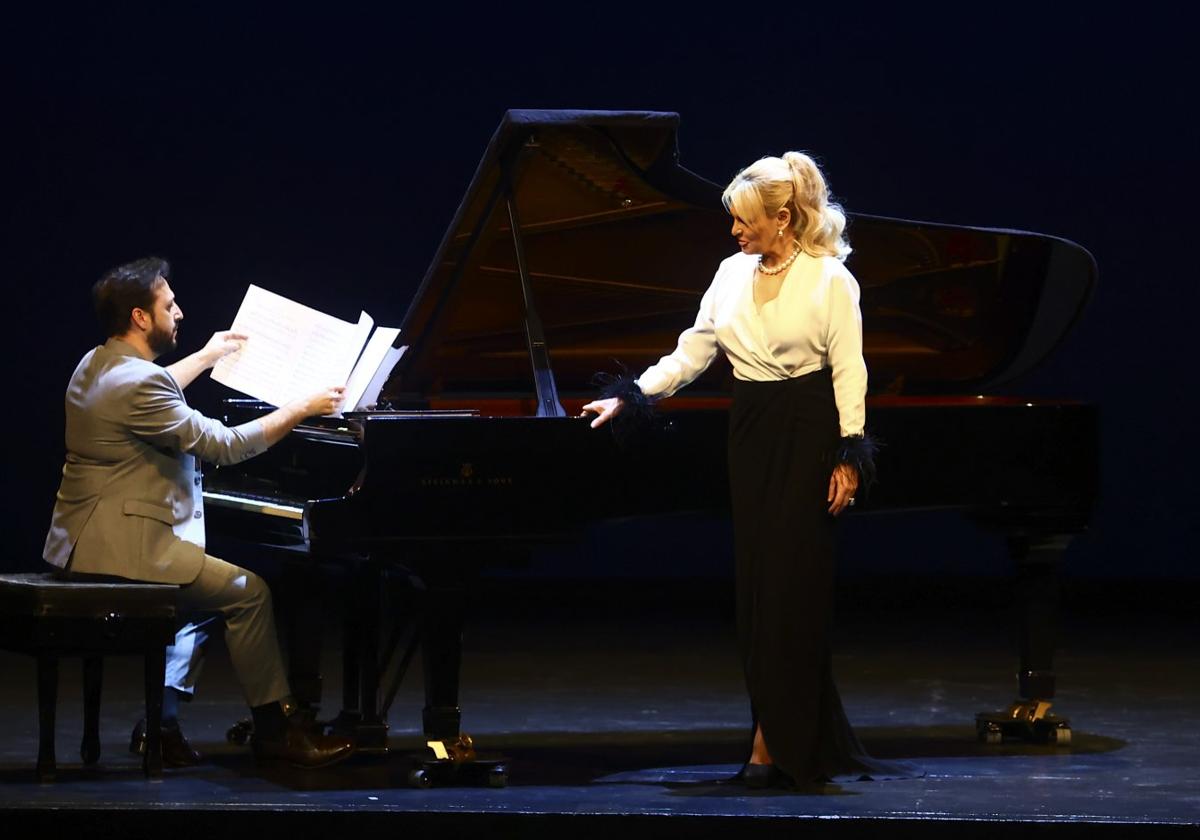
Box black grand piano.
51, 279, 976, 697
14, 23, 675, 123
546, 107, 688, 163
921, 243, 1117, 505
204, 109, 1098, 759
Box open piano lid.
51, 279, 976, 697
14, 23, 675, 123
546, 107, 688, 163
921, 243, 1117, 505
381, 109, 1096, 402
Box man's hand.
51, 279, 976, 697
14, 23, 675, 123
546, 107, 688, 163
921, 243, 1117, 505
580, 397, 625, 429
261, 386, 347, 447
200, 330, 248, 368
297, 386, 346, 419
165, 330, 248, 390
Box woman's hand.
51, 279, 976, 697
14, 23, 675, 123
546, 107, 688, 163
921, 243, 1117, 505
827, 463, 860, 515
580, 397, 625, 429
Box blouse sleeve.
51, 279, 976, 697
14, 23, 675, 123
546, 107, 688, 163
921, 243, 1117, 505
635, 276, 721, 399
826, 266, 868, 438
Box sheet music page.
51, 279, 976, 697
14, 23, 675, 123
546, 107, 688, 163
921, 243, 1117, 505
211, 285, 373, 408
352, 345, 407, 411
343, 327, 401, 411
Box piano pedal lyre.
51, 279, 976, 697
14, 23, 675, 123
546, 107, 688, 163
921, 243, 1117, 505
406, 733, 509, 789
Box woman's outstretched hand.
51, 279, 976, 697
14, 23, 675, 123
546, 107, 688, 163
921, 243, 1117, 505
580, 397, 625, 429
827, 463, 860, 515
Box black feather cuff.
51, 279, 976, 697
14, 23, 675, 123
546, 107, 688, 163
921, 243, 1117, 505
591, 371, 656, 440
834, 433, 880, 491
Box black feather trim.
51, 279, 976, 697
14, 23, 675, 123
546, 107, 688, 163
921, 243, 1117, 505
833, 432, 880, 492
591, 370, 656, 442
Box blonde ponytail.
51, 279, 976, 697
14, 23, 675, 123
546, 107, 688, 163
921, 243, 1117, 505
722, 152, 851, 260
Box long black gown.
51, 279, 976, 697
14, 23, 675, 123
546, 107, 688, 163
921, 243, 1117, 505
728, 367, 913, 785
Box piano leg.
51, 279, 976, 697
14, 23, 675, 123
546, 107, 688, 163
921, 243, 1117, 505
976, 532, 1073, 745
342, 558, 505, 789
404, 570, 509, 790
331, 559, 390, 751
420, 579, 464, 742
328, 557, 467, 754
279, 561, 325, 708
341, 598, 360, 721
1013, 534, 1066, 702
359, 561, 386, 741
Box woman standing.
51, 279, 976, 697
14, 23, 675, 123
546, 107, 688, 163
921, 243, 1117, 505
583, 152, 905, 788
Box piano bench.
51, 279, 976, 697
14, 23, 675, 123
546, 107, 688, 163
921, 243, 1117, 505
0, 572, 178, 781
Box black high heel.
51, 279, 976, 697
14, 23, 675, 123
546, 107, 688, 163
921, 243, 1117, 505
743, 762, 789, 790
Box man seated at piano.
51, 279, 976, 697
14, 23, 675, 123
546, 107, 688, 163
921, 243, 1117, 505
43, 256, 355, 769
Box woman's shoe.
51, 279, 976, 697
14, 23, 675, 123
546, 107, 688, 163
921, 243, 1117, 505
743, 762, 789, 790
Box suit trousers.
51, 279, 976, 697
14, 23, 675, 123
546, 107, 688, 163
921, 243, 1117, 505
166, 554, 291, 708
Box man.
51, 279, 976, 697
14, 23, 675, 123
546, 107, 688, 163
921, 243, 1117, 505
44, 256, 353, 769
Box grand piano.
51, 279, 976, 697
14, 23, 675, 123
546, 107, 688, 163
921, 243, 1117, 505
204, 109, 1098, 756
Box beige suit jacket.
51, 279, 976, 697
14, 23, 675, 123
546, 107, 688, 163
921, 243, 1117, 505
43, 338, 266, 584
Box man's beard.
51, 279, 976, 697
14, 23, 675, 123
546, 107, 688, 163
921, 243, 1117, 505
148, 323, 177, 356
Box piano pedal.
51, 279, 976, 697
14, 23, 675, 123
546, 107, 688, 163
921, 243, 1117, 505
975, 701, 1071, 746
405, 734, 508, 788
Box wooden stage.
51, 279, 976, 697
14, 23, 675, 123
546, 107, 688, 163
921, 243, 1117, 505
1, 576, 1196, 839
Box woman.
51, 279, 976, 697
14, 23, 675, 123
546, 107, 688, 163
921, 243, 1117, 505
583, 152, 907, 789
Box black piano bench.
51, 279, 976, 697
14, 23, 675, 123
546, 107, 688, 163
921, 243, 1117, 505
0, 573, 177, 781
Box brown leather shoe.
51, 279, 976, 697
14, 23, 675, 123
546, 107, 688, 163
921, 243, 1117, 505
252, 721, 354, 769
129, 719, 203, 768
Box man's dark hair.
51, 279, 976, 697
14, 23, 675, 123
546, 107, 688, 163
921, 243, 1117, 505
92, 257, 171, 337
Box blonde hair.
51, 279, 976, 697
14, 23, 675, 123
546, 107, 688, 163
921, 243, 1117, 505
721, 152, 851, 260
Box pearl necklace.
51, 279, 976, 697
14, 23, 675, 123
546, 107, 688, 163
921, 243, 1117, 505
756, 242, 802, 276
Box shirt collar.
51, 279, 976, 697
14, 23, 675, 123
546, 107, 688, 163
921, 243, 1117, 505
103, 337, 144, 358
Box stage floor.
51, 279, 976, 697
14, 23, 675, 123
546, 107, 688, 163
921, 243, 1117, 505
1, 579, 1197, 838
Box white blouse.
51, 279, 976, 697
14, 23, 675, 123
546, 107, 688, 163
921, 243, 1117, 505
635, 251, 868, 438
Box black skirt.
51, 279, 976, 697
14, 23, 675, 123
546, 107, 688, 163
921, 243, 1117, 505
728, 367, 912, 784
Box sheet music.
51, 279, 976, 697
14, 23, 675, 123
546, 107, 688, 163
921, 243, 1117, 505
354, 345, 406, 411
343, 327, 402, 412
212, 285, 373, 408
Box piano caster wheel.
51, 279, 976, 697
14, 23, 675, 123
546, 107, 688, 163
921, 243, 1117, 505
1046, 725, 1072, 746
408, 755, 508, 788
976, 707, 1070, 747
226, 719, 254, 746
977, 722, 1003, 745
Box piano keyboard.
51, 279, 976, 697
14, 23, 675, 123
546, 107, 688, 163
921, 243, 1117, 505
202, 490, 305, 520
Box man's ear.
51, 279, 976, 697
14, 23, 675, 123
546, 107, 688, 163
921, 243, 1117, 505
130, 307, 150, 332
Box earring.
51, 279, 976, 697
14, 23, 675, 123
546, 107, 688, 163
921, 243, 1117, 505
777, 229, 783, 237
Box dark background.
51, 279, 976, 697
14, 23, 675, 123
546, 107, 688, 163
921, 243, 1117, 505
5, 7, 1195, 582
